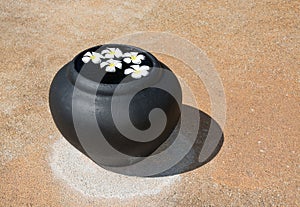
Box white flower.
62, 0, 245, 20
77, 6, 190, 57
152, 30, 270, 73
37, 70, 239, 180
101, 48, 123, 58
100, 59, 122, 72
82, 52, 102, 64
124, 65, 150, 79
123, 52, 145, 64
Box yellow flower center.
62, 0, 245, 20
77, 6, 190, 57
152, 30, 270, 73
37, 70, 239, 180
90, 55, 96, 60
133, 70, 141, 74
109, 63, 115, 67
109, 51, 115, 55
130, 55, 137, 60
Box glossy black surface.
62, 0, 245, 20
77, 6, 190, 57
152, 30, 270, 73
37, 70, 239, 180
49, 44, 182, 167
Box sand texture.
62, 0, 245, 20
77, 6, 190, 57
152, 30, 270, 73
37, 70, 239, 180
0, 0, 299, 206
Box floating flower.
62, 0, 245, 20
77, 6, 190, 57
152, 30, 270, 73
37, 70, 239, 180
82, 52, 102, 64
100, 59, 122, 72
124, 65, 150, 79
101, 48, 123, 58
123, 52, 145, 64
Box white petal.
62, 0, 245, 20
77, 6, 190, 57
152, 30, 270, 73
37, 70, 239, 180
123, 57, 131, 63
112, 59, 121, 63
105, 54, 114, 59
84, 52, 92, 57
108, 48, 115, 52
107, 59, 115, 63
140, 70, 149, 77
140, 65, 150, 71
101, 49, 109, 54
92, 58, 101, 64
124, 68, 134, 75
82, 56, 90, 63
131, 52, 138, 56
132, 58, 142, 64
115, 48, 123, 58
131, 72, 142, 79
130, 65, 140, 70
100, 62, 108, 68
115, 63, 122, 69
92, 52, 102, 58
123, 52, 131, 57
106, 66, 116, 72
137, 54, 145, 60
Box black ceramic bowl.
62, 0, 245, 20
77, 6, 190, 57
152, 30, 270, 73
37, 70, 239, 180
49, 44, 182, 167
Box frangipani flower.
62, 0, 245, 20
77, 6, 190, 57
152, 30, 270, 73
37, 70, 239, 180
124, 65, 150, 79
101, 48, 123, 58
82, 52, 102, 64
100, 59, 122, 72
123, 52, 145, 64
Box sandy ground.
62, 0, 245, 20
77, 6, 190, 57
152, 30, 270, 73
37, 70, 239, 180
0, 0, 299, 206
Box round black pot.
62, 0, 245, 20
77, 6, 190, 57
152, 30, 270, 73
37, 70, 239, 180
49, 44, 182, 167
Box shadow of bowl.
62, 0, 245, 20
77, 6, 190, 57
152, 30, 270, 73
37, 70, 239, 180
102, 104, 224, 177
150, 105, 224, 177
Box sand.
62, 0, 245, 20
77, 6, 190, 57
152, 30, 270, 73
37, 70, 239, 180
0, 0, 299, 206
